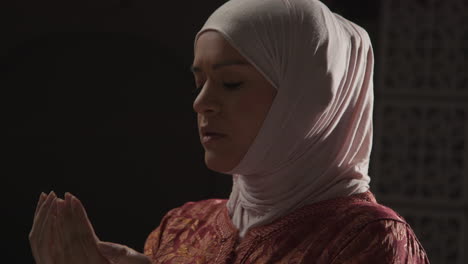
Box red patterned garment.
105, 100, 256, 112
144, 192, 429, 264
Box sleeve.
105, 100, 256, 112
143, 207, 180, 261
144, 225, 162, 260
330, 220, 430, 264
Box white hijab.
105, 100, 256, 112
194, 0, 374, 238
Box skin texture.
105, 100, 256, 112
29, 191, 151, 264
192, 30, 277, 173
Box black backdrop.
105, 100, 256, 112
2, 1, 378, 263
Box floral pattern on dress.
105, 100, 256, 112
144, 192, 429, 264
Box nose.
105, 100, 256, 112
192, 80, 221, 115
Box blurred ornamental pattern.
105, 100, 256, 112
371, 0, 468, 263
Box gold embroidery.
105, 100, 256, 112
145, 194, 429, 264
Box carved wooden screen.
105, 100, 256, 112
371, 0, 468, 263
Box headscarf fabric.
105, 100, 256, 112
194, 0, 374, 237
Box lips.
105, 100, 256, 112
199, 126, 227, 145
200, 126, 227, 137
201, 133, 226, 144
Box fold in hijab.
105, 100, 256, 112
194, 0, 374, 237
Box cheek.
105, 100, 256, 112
238, 87, 275, 146
232, 98, 268, 147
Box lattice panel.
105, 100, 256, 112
393, 208, 467, 264
376, 0, 468, 263
380, 0, 468, 94
372, 102, 467, 205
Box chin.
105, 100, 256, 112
204, 151, 237, 174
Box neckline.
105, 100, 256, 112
216, 191, 377, 241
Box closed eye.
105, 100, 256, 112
192, 82, 243, 95
224, 82, 243, 90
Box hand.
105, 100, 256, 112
29, 192, 151, 264
97, 241, 152, 264
29, 191, 110, 264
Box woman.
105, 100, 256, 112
30, 0, 430, 263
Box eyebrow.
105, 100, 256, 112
190, 60, 249, 73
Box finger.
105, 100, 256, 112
37, 193, 57, 240
70, 195, 101, 257
39, 199, 58, 264
55, 199, 67, 263
29, 191, 56, 263
97, 241, 127, 262
32, 191, 56, 232
62, 192, 85, 264
34, 192, 47, 218
71, 194, 99, 242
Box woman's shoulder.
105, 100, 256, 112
341, 194, 406, 223
326, 194, 410, 241
316, 192, 411, 239
144, 198, 228, 258
150, 199, 228, 233
300, 192, 429, 263
326, 211, 429, 263
313, 215, 430, 263
331, 191, 406, 223
164, 198, 228, 220
291, 191, 406, 229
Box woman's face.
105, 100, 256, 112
192, 30, 277, 173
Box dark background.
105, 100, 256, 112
3, 1, 379, 263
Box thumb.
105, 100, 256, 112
98, 241, 127, 258
98, 241, 151, 264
